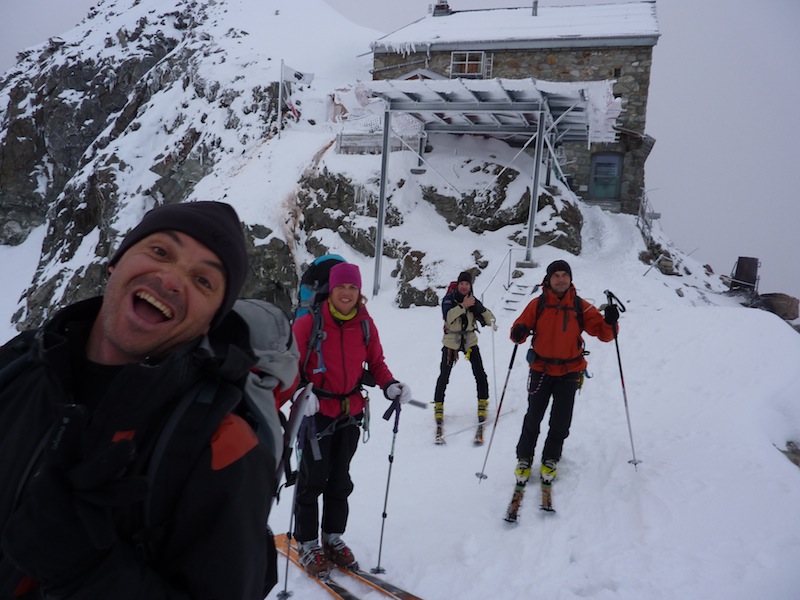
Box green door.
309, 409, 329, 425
589, 153, 623, 201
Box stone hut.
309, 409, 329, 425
369, 1, 660, 215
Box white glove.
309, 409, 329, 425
386, 382, 413, 405
294, 387, 319, 417
490, 318, 498, 332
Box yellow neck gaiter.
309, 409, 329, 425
328, 298, 357, 321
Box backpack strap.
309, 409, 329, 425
135, 377, 242, 562
0, 333, 46, 508
303, 308, 371, 382
142, 380, 217, 527
0, 330, 37, 387
574, 295, 585, 332
0, 349, 33, 390
534, 292, 585, 332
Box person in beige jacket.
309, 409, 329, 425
433, 270, 496, 443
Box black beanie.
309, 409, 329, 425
109, 201, 248, 330
544, 259, 572, 287
457, 270, 473, 284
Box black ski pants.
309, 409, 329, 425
295, 414, 361, 543
515, 369, 581, 463
433, 345, 489, 404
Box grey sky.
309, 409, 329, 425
2, 0, 798, 298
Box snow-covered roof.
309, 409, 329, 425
360, 77, 622, 144
372, 1, 660, 54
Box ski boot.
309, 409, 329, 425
322, 533, 359, 571
474, 398, 489, 445
298, 541, 333, 578
540, 459, 557, 513
434, 402, 445, 444
505, 459, 532, 523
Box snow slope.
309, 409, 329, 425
1, 1, 799, 598
262, 206, 800, 600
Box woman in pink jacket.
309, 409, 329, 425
291, 262, 411, 578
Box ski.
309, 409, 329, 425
473, 423, 484, 446
336, 567, 424, 600
434, 424, 445, 445
540, 481, 555, 513
274, 534, 361, 600
504, 483, 526, 523
276, 534, 424, 600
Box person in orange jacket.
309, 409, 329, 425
509, 259, 619, 487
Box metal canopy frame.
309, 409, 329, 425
360, 78, 616, 295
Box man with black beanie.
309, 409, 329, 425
433, 269, 497, 444
506, 259, 618, 516
0, 201, 283, 599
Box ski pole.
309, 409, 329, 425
476, 344, 519, 481
604, 290, 641, 470
371, 400, 403, 574
491, 322, 499, 408
276, 417, 307, 600
277, 385, 314, 600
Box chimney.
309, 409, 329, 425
432, 1, 453, 17
532, 1, 538, 16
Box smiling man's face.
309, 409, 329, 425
87, 231, 226, 364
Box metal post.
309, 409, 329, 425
373, 108, 392, 297
278, 60, 284, 140
525, 110, 546, 263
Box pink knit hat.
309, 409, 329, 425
329, 263, 362, 291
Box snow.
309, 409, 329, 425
6, 183, 800, 600
373, 1, 660, 52
267, 206, 800, 600
2, 1, 800, 599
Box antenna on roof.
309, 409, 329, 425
532, 1, 539, 16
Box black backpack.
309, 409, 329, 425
139, 300, 304, 593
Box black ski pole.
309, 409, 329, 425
371, 399, 403, 574
277, 385, 314, 600
276, 418, 306, 600
604, 290, 641, 470
476, 344, 519, 481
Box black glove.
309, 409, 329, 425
511, 324, 529, 343
1, 405, 148, 592
470, 299, 485, 314
604, 305, 620, 325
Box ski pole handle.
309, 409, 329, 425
603, 289, 626, 312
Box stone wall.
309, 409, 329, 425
373, 45, 655, 214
